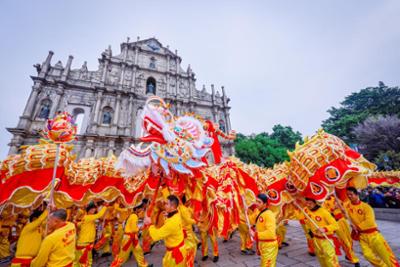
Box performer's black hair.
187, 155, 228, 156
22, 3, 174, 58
346, 187, 359, 195
167, 195, 180, 208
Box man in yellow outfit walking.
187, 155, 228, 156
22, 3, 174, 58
345, 187, 399, 267
31, 209, 76, 267
303, 197, 340, 267
74, 202, 107, 267
144, 195, 187, 267
178, 195, 198, 267
253, 193, 278, 267
111, 207, 152, 267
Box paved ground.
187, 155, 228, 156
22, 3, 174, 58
93, 219, 400, 267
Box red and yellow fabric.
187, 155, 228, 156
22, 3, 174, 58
111, 213, 148, 267
148, 212, 187, 267
254, 208, 278, 267
299, 219, 315, 254
178, 205, 198, 267
94, 206, 115, 253
368, 171, 400, 187
303, 207, 340, 267
345, 201, 399, 267
323, 196, 359, 263
31, 222, 76, 267
276, 223, 287, 248
11, 210, 48, 266
75, 206, 107, 267
0, 214, 16, 259
200, 229, 219, 257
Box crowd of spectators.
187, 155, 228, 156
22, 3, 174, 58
360, 186, 400, 208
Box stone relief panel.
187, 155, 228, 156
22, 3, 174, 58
119, 98, 129, 127
106, 65, 120, 86
135, 73, 145, 94
123, 69, 133, 88
169, 60, 177, 72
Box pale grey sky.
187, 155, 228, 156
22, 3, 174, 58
1, 0, 400, 158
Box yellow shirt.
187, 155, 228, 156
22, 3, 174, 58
15, 210, 48, 258
149, 211, 184, 247
115, 205, 130, 222
125, 213, 139, 233
255, 209, 276, 240
77, 206, 107, 244
304, 207, 338, 235
344, 201, 377, 231
31, 222, 76, 267
178, 205, 195, 232
323, 196, 343, 219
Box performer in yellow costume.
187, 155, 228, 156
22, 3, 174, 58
299, 218, 315, 256
31, 209, 76, 267
178, 195, 198, 267
0, 211, 16, 260
144, 195, 187, 267
238, 212, 255, 255
345, 187, 399, 267
11, 208, 48, 267
198, 210, 219, 262
74, 202, 107, 267
94, 204, 115, 256
323, 194, 360, 266
111, 208, 152, 267
253, 193, 278, 267
303, 198, 340, 267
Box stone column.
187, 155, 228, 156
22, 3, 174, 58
61, 55, 73, 81
125, 95, 134, 136
39, 51, 54, 78
91, 91, 103, 132
224, 110, 232, 132
166, 73, 170, 95
130, 66, 137, 93
101, 60, 109, 86
49, 87, 63, 117
111, 93, 121, 134
84, 139, 94, 158
107, 139, 115, 156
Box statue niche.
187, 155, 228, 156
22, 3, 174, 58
146, 77, 156, 95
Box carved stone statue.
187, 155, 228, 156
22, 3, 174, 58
146, 82, 155, 94
102, 111, 112, 124
38, 102, 51, 119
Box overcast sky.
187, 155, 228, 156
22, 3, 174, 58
1, 0, 400, 158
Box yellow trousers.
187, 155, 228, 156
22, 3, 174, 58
97, 223, 112, 253
359, 232, 399, 267
313, 237, 340, 267
74, 243, 93, 267
276, 225, 287, 248
200, 230, 218, 257
184, 230, 198, 267
258, 240, 278, 267
335, 218, 359, 263
113, 234, 148, 267
300, 222, 314, 254
162, 246, 187, 267
238, 223, 253, 251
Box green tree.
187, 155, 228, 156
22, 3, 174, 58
234, 125, 302, 167
322, 82, 400, 143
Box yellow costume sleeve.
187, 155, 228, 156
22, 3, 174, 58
179, 207, 195, 226
148, 218, 174, 242
358, 203, 375, 229
85, 206, 107, 222
30, 235, 52, 267
24, 210, 48, 232
256, 210, 276, 240
321, 209, 339, 233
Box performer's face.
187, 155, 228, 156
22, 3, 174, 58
305, 199, 317, 209
346, 191, 358, 203
256, 199, 264, 209
164, 200, 176, 213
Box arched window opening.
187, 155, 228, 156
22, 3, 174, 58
102, 106, 113, 125
146, 77, 156, 95
72, 108, 85, 134
149, 57, 156, 69
37, 99, 52, 119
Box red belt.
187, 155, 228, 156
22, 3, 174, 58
359, 227, 378, 234
64, 262, 73, 267
76, 243, 93, 264
11, 257, 32, 267
122, 232, 138, 251
166, 240, 185, 264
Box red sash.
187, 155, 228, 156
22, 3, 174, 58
76, 243, 94, 264
334, 213, 344, 221
359, 227, 378, 234
11, 257, 32, 267
166, 240, 185, 264
122, 232, 139, 251
314, 234, 342, 255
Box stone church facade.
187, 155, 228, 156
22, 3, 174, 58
7, 37, 234, 158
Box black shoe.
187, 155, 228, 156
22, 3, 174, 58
246, 249, 255, 255
354, 263, 360, 267
147, 264, 154, 267
281, 241, 289, 247
308, 252, 316, 257
197, 242, 202, 248
223, 239, 228, 243
201, 255, 208, 261
101, 252, 112, 257
241, 250, 247, 255
144, 251, 151, 255
213, 256, 219, 262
